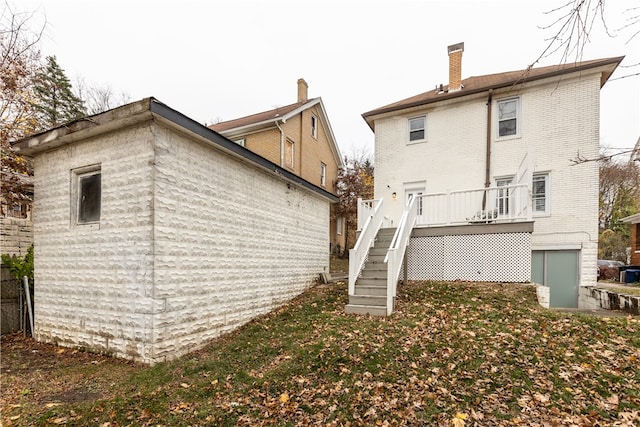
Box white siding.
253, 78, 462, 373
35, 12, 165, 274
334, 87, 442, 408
32, 120, 329, 364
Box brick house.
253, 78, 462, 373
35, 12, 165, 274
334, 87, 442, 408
13, 98, 337, 363
210, 79, 345, 254
622, 213, 640, 265
347, 43, 623, 314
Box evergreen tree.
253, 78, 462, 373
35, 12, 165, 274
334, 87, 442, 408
32, 55, 85, 128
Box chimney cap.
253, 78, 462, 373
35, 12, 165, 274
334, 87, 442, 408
447, 42, 464, 54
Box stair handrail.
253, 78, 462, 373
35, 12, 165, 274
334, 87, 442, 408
349, 198, 384, 296
383, 195, 417, 315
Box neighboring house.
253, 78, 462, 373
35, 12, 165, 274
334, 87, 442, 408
0, 174, 33, 334
12, 98, 337, 364
622, 213, 640, 265
210, 79, 345, 255
348, 42, 622, 314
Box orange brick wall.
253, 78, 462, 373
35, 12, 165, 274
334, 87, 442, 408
299, 106, 339, 192
244, 128, 282, 166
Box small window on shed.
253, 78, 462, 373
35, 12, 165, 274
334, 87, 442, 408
73, 166, 101, 225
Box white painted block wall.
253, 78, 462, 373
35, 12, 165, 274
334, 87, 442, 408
32, 121, 329, 363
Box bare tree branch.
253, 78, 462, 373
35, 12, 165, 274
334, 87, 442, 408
570, 148, 639, 165
533, 1, 639, 69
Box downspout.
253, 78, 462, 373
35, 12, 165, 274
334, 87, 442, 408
482, 89, 493, 210
275, 119, 284, 167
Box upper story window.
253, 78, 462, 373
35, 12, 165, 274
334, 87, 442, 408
320, 162, 327, 187
497, 97, 519, 138
408, 116, 426, 143
73, 165, 101, 225
532, 173, 549, 215
311, 115, 318, 139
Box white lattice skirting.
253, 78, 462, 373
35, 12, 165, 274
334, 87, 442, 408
406, 232, 532, 282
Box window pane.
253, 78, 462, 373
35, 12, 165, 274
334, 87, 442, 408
498, 99, 518, 137
499, 100, 517, 120
79, 173, 101, 223
496, 178, 512, 215
409, 117, 425, 141
409, 117, 424, 131
409, 129, 424, 141
499, 119, 517, 136
533, 175, 547, 212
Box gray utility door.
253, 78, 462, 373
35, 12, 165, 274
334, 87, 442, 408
532, 250, 579, 308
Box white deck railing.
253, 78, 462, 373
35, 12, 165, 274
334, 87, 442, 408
384, 195, 417, 315
349, 198, 384, 296
418, 184, 531, 227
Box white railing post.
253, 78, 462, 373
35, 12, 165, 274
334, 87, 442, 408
420, 184, 530, 226
349, 199, 385, 297
383, 195, 417, 315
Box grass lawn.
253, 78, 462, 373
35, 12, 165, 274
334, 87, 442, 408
597, 283, 640, 297
1, 280, 639, 426
330, 255, 349, 273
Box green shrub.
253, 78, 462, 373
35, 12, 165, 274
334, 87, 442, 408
1, 244, 34, 282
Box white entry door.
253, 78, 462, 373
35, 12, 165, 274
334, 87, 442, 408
405, 186, 425, 225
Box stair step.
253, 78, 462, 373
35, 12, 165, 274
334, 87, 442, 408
354, 285, 387, 296
345, 304, 387, 316
360, 271, 386, 281
366, 253, 386, 260
363, 262, 387, 272
355, 277, 387, 287
349, 295, 386, 306
368, 248, 387, 256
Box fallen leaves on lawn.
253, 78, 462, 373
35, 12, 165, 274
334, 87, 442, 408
2, 281, 639, 426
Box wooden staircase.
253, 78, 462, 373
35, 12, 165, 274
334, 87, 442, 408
345, 228, 395, 316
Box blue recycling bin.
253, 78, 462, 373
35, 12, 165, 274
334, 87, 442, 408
624, 269, 640, 283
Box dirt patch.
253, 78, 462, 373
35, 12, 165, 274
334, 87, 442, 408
1, 332, 141, 419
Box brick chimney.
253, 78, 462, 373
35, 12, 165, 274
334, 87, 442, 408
447, 42, 464, 92
297, 78, 308, 103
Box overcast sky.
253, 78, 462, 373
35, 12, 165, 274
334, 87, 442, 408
17, 0, 640, 158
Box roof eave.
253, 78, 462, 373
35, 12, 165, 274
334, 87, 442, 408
621, 213, 640, 224
362, 56, 624, 130
13, 98, 338, 204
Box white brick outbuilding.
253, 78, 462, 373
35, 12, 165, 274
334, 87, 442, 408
14, 98, 336, 364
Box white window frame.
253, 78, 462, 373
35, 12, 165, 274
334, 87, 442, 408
320, 162, 327, 187
311, 114, 318, 139
532, 173, 550, 216
285, 139, 295, 169
496, 97, 520, 139
408, 115, 426, 144
336, 216, 343, 235
72, 164, 102, 227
